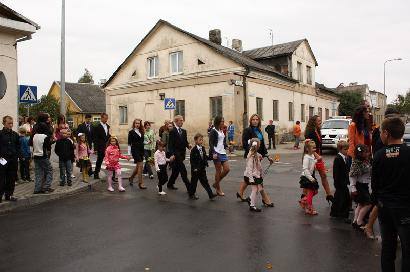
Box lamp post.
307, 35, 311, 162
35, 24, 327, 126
60, 0, 66, 115
383, 58, 402, 95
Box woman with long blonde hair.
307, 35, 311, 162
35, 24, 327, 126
128, 118, 146, 189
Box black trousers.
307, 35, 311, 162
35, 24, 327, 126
19, 157, 31, 180
167, 159, 190, 191
378, 205, 410, 272
189, 169, 213, 198
157, 165, 168, 191
330, 186, 351, 218
268, 134, 276, 149
94, 149, 105, 175
0, 159, 18, 198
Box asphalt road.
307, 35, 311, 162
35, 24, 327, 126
0, 151, 393, 272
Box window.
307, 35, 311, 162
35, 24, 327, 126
288, 102, 294, 121
256, 98, 263, 120
301, 104, 305, 122
309, 106, 314, 119
92, 116, 101, 122
175, 100, 185, 119
306, 66, 312, 85
318, 107, 322, 120
0, 71, 6, 99
119, 106, 128, 125
297, 62, 303, 82
210, 96, 222, 119
170, 51, 183, 74
272, 100, 279, 121
147, 56, 158, 78
325, 108, 330, 120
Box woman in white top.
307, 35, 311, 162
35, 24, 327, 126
299, 140, 319, 215
209, 116, 230, 196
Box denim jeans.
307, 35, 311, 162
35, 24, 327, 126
34, 157, 53, 192
59, 160, 73, 185
378, 205, 410, 272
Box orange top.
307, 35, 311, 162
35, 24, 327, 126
293, 124, 301, 137
347, 122, 372, 158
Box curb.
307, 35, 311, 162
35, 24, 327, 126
0, 174, 105, 215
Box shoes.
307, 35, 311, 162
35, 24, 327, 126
189, 195, 199, 200
44, 188, 55, 193
262, 200, 274, 207
209, 193, 217, 200
67, 182, 72, 186
33, 190, 45, 194
94, 174, 100, 180
59, 183, 65, 186
249, 206, 262, 212
167, 185, 178, 190
118, 186, 126, 192
5, 196, 18, 202
142, 174, 149, 177
352, 222, 365, 230
71, 175, 76, 179
305, 208, 318, 216
149, 175, 154, 180
138, 183, 147, 190
158, 191, 167, 195
107, 187, 114, 192
236, 192, 248, 202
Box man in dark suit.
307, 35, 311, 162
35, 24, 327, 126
167, 115, 191, 191
265, 120, 276, 149
92, 113, 110, 179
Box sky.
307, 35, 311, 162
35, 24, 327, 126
3, 0, 410, 102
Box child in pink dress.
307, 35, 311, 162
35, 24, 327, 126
104, 136, 130, 192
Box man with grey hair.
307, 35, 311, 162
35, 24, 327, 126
167, 115, 191, 191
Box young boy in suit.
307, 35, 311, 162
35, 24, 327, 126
330, 140, 351, 222
189, 133, 216, 200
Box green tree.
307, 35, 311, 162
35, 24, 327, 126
78, 68, 94, 84
18, 95, 60, 121
338, 91, 363, 116
389, 90, 410, 114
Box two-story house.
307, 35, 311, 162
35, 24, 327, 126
103, 20, 339, 143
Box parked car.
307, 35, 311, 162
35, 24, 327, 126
321, 117, 352, 150
403, 123, 410, 147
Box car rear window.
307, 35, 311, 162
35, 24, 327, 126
322, 120, 349, 129
405, 125, 410, 134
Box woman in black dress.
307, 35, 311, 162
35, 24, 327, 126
237, 114, 275, 207
128, 118, 146, 189
304, 115, 333, 203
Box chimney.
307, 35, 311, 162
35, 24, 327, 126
209, 29, 222, 45
232, 39, 243, 52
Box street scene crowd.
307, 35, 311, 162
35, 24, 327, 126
0, 99, 409, 271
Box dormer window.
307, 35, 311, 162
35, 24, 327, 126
170, 51, 183, 75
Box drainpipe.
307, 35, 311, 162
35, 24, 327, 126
242, 67, 250, 130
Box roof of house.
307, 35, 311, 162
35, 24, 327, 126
315, 82, 338, 96
104, 20, 297, 88
55, 81, 105, 113
243, 39, 318, 66
0, 2, 40, 29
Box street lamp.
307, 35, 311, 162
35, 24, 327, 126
60, 0, 66, 115
384, 58, 402, 95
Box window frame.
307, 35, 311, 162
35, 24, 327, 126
119, 105, 128, 125
325, 108, 330, 120
306, 66, 312, 85
256, 97, 263, 120
170, 51, 183, 75
210, 96, 223, 120
301, 104, 305, 122
272, 100, 279, 121
297, 62, 303, 82
288, 102, 294, 121
147, 56, 159, 79
175, 100, 186, 119
318, 107, 322, 120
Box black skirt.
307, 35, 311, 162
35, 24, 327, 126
133, 153, 143, 163
299, 176, 319, 190
353, 183, 371, 204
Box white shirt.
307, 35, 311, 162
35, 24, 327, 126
154, 150, 169, 171
134, 128, 141, 137
174, 123, 182, 135
100, 121, 108, 135
213, 128, 226, 155
338, 152, 347, 163
301, 154, 317, 181
197, 145, 204, 158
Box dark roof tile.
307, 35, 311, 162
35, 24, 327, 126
57, 82, 105, 113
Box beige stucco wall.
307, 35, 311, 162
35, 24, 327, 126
0, 31, 18, 129
291, 41, 316, 87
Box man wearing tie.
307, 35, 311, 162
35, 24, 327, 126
77, 114, 94, 176
92, 113, 110, 179
167, 115, 191, 191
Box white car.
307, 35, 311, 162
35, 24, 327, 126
321, 118, 352, 149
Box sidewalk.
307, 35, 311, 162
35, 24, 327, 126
0, 151, 105, 214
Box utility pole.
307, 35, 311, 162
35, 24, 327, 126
383, 58, 402, 95
60, 0, 66, 115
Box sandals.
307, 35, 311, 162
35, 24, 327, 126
305, 207, 318, 216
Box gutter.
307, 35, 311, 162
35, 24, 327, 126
14, 34, 32, 45
242, 67, 250, 130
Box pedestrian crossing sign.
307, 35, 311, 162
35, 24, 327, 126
164, 98, 176, 110
19, 85, 37, 104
